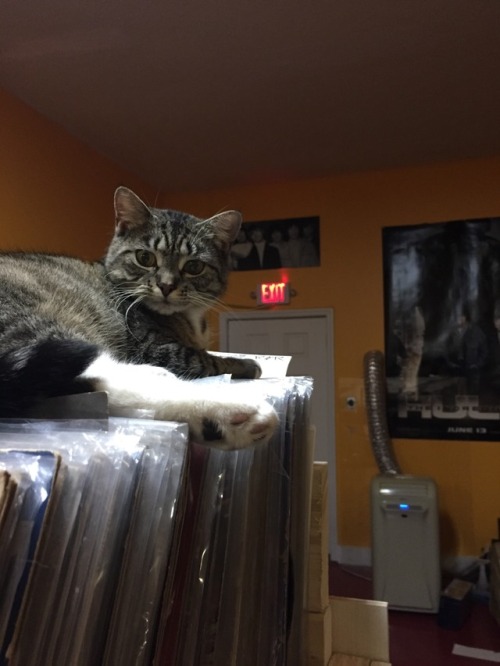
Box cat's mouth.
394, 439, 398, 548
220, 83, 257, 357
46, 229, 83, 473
146, 292, 187, 315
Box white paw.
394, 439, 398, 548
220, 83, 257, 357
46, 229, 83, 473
196, 395, 279, 450
155, 383, 279, 450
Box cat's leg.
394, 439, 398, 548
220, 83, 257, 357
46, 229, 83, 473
81, 353, 278, 449
204, 353, 262, 380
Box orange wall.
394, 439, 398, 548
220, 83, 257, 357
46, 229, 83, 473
0, 87, 154, 257
161, 158, 500, 558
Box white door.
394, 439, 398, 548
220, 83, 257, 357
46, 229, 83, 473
219, 309, 337, 558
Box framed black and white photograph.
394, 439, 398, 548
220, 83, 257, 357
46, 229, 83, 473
231, 216, 320, 271
383, 217, 500, 440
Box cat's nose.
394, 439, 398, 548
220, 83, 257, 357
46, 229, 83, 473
159, 283, 174, 298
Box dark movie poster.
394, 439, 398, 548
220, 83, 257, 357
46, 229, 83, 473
383, 217, 500, 440
230, 216, 320, 271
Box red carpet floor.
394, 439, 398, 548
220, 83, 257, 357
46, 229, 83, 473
329, 562, 500, 666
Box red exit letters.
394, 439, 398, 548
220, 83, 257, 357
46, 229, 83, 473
257, 282, 290, 305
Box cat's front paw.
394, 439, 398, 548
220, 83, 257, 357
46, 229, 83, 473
174, 382, 278, 449
225, 357, 262, 379
207, 351, 262, 379
199, 396, 278, 449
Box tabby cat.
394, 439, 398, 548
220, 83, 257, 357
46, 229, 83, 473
0, 187, 277, 448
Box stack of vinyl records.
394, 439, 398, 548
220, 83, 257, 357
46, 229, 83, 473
0, 376, 313, 666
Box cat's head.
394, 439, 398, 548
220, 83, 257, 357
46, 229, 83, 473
105, 187, 242, 315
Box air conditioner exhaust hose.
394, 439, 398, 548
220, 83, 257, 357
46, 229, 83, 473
363, 349, 401, 475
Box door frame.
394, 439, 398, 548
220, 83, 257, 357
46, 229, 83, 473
219, 308, 338, 559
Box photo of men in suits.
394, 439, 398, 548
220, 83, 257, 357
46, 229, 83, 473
230, 217, 320, 271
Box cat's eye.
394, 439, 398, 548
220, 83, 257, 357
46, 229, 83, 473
183, 260, 205, 276
135, 250, 156, 267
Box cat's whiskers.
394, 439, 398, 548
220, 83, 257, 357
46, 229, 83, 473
109, 290, 151, 343
188, 293, 231, 315
111, 291, 137, 312
123, 293, 148, 341
110, 284, 149, 311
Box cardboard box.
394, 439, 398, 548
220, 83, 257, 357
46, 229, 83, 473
308, 462, 329, 613
307, 463, 391, 666
307, 604, 332, 666
330, 596, 390, 664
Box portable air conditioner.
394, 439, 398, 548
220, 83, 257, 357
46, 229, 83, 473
371, 474, 440, 612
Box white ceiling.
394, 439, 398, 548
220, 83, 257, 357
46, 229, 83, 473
1, 1, 500, 192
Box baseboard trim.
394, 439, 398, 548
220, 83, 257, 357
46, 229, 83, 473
334, 546, 371, 567
333, 546, 480, 575
441, 555, 480, 576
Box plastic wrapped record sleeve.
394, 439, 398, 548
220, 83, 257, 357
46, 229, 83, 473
285, 377, 315, 666
0, 424, 141, 666
0, 450, 59, 663
102, 419, 188, 666
0, 375, 313, 666
154, 376, 313, 666
254, 377, 314, 666
0, 419, 188, 666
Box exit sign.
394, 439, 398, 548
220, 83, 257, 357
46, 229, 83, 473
257, 281, 290, 305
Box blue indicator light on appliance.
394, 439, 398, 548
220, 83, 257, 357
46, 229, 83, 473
399, 503, 409, 510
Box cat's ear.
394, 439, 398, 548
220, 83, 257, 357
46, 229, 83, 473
114, 187, 151, 235
207, 211, 243, 248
